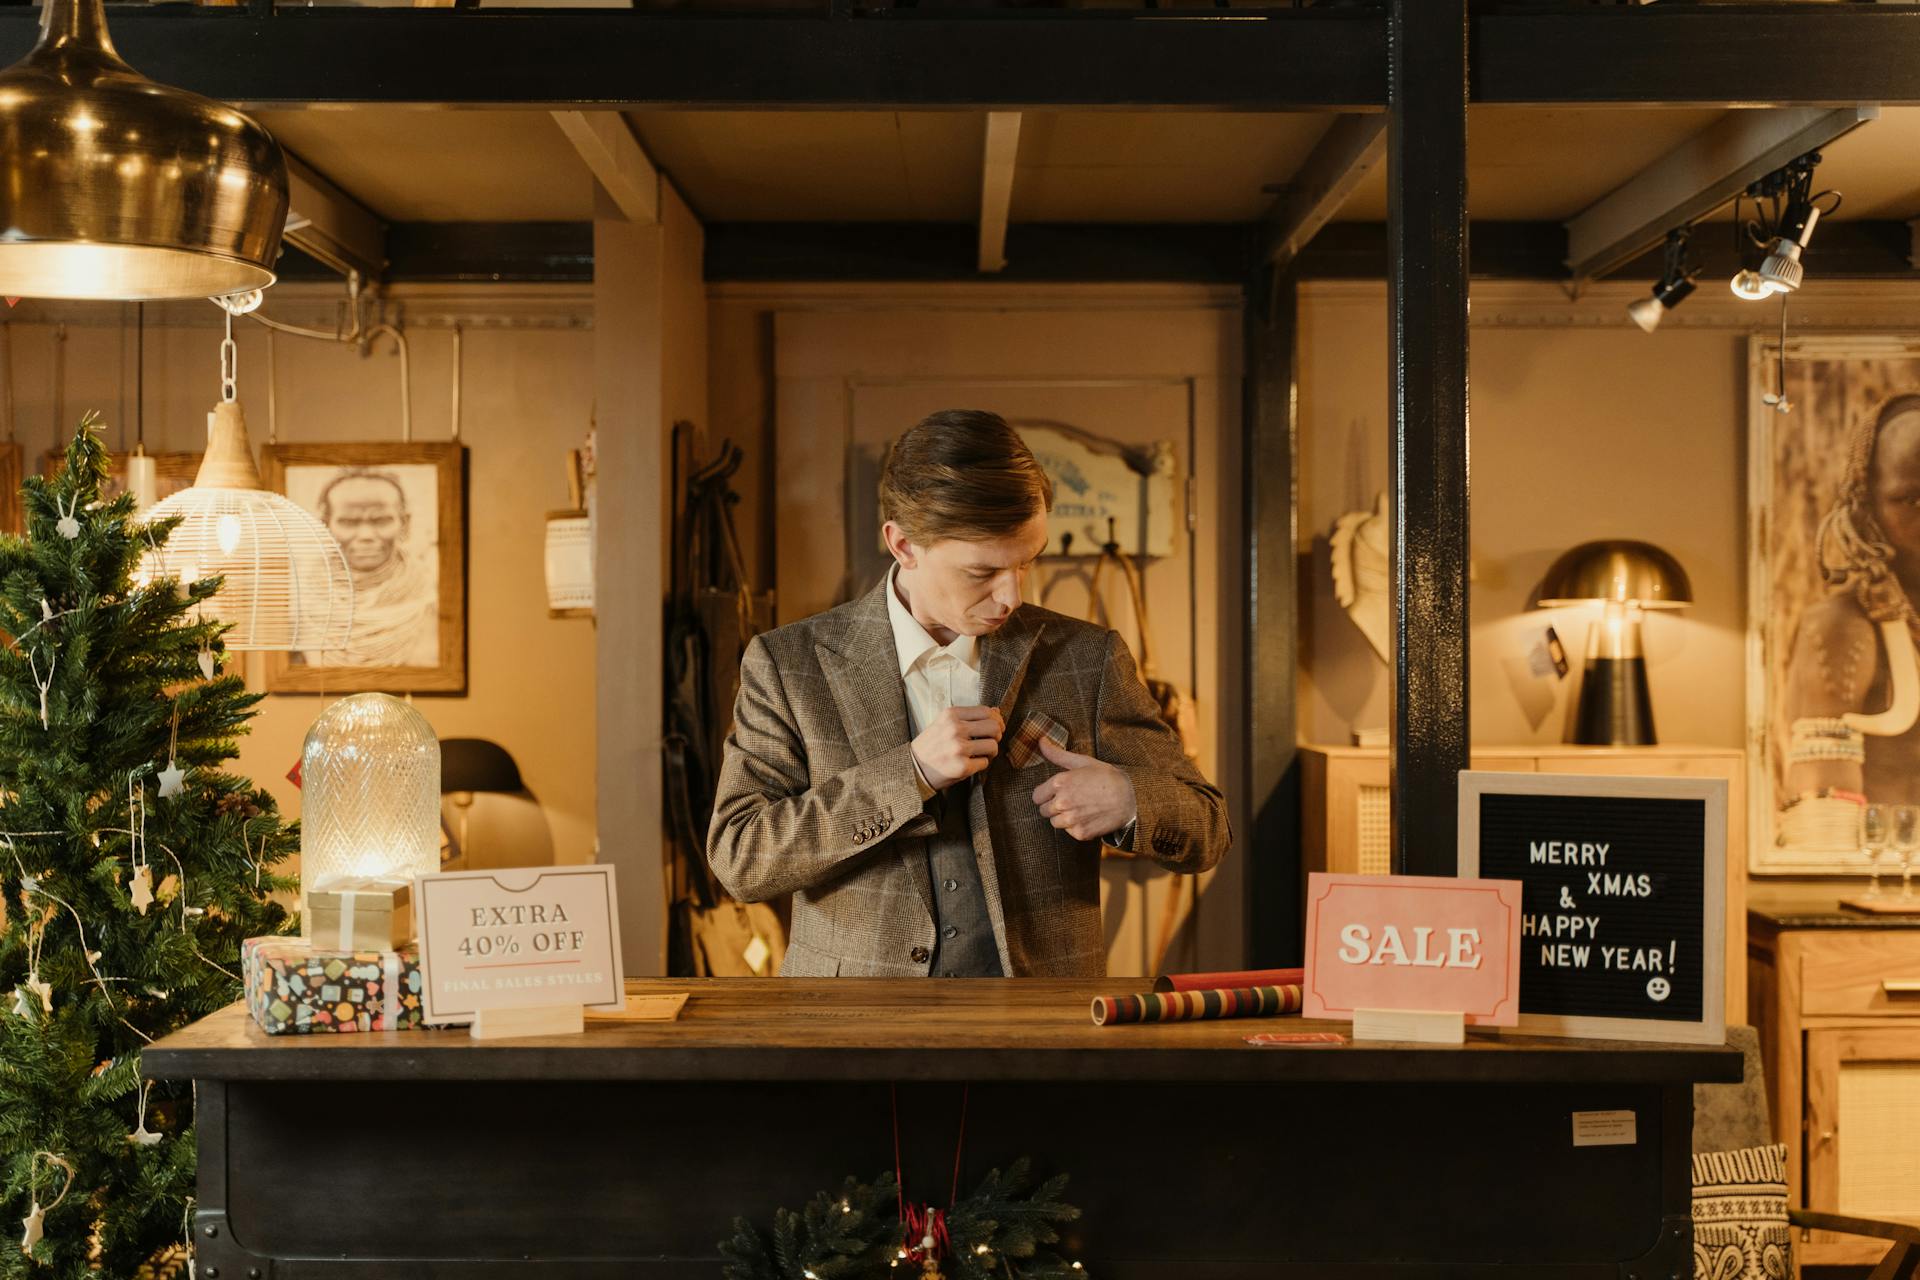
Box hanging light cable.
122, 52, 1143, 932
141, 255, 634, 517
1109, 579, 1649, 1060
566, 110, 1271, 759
127, 303, 158, 511
141, 298, 354, 653
0, 0, 287, 302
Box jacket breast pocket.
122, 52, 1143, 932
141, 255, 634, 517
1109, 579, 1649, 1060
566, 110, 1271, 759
777, 939, 842, 978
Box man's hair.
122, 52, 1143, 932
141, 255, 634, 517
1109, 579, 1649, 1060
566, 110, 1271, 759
318, 467, 409, 520
878, 409, 1053, 545
1818, 392, 1920, 622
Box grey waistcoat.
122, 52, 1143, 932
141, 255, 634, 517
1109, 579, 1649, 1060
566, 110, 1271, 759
926, 789, 1002, 977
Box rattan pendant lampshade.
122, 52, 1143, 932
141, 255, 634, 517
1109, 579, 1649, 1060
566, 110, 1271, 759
143, 399, 354, 652
0, 0, 288, 301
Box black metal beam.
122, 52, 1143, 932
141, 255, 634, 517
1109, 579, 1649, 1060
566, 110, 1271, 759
1387, 0, 1469, 877
1296, 221, 1565, 281
1473, 4, 1920, 107
276, 222, 593, 283
0, 7, 1386, 109
704, 222, 1252, 283
1243, 265, 1302, 968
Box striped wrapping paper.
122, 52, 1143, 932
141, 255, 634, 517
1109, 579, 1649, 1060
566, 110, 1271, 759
1091, 984, 1303, 1026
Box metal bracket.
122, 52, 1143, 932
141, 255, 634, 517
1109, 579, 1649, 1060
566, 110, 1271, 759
194, 1208, 276, 1280
1619, 1213, 1690, 1280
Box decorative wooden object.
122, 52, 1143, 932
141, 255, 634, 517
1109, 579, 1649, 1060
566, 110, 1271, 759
1749, 896, 1920, 1271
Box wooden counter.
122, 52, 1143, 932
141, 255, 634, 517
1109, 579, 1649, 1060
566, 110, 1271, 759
148, 978, 1740, 1279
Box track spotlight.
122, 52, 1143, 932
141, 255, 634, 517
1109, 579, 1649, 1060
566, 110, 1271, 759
1628, 227, 1699, 333
1730, 153, 1841, 301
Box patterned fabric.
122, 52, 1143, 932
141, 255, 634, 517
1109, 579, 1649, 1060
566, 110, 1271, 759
1691, 1143, 1790, 1280
1006, 710, 1070, 770
1092, 984, 1303, 1026
707, 578, 1231, 978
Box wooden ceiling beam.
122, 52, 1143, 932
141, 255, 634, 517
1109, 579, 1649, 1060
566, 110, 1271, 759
1260, 113, 1386, 271
977, 112, 1022, 274
552, 111, 659, 226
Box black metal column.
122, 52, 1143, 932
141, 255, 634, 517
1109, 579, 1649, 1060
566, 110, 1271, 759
1243, 265, 1302, 967
1386, 0, 1470, 876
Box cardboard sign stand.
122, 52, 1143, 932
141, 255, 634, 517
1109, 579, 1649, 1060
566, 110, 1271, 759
1352, 1008, 1466, 1045
470, 1003, 586, 1041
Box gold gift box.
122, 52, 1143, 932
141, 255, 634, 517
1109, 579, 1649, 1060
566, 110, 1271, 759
308, 877, 414, 951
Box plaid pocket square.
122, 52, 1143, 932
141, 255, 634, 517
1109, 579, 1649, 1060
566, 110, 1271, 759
1006, 710, 1069, 769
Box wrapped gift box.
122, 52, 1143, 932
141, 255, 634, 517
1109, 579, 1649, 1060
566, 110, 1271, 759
308, 876, 414, 951
243, 936, 433, 1034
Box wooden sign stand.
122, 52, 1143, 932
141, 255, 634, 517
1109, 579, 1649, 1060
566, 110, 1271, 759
470, 1003, 585, 1041
1352, 1008, 1466, 1045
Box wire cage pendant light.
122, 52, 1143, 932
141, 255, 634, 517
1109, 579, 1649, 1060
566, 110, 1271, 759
141, 317, 354, 652
0, 0, 288, 301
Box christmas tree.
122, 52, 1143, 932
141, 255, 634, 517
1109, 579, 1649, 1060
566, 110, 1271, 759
0, 417, 297, 1278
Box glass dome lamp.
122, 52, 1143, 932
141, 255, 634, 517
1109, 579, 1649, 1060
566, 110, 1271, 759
301, 694, 442, 901
0, 0, 288, 301
140, 312, 353, 651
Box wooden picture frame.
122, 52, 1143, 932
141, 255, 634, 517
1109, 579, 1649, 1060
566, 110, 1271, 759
261, 442, 467, 694
1745, 334, 1920, 875
0, 442, 20, 535
39, 448, 202, 509
1459, 770, 1727, 1046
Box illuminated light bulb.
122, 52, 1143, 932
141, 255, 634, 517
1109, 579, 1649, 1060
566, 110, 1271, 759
1730, 269, 1777, 301
216, 512, 243, 555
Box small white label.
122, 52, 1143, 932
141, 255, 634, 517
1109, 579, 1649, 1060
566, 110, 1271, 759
1572, 1110, 1637, 1147
743, 935, 772, 975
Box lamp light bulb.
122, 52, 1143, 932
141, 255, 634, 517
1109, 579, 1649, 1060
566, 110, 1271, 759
216, 512, 243, 555
1730, 269, 1778, 301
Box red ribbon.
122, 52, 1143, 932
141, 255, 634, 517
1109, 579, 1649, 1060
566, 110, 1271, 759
902, 1204, 948, 1262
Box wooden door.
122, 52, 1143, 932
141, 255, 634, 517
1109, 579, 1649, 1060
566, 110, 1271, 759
1804, 1026, 1920, 1266
773, 291, 1243, 975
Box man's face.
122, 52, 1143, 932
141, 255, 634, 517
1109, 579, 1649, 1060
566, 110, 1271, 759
889, 512, 1049, 639
324, 477, 408, 573
1871, 411, 1920, 566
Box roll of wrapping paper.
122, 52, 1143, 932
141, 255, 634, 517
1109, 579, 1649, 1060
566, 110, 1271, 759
1153, 968, 1304, 993
1091, 984, 1302, 1026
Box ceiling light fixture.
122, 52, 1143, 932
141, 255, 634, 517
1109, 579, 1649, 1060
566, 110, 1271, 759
0, 0, 288, 301
1628, 227, 1699, 334
1730, 153, 1841, 303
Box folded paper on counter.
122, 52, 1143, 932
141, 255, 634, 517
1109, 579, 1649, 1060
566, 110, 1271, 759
1092, 984, 1303, 1027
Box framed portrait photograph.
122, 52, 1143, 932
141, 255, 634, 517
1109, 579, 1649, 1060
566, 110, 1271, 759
1747, 334, 1920, 875
261, 442, 467, 694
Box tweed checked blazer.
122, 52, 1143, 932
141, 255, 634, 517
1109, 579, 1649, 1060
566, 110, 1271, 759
706, 577, 1231, 978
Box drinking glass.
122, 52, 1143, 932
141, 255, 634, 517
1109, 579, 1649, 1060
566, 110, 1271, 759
1898, 805, 1920, 902
1862, 803, 1889, 899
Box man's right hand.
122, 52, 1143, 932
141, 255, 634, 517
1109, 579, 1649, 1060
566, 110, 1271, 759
911, 706, 1005, 791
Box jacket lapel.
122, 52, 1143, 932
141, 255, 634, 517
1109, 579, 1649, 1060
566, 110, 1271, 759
816, 577, 935, 918
972, 606, 1046, 973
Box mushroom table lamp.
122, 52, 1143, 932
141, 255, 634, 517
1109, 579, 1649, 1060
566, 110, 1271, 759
1537, 539, 1693, 746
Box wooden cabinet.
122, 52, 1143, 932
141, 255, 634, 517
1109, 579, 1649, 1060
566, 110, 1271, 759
1301, 743, 1747, 1013
1749, 904, 1920, 1270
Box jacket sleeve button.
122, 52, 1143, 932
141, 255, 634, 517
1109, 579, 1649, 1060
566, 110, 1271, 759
910, 946, 930, 963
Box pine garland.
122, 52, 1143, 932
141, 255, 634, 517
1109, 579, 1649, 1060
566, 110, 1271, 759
720, 1158, 1085, 1280
0, 417, 298, 1278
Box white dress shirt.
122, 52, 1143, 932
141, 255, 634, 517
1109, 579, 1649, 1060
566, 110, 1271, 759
887, 566, 981, 798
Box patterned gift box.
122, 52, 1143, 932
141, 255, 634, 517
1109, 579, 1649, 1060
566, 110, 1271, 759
242, 936, 432, 1035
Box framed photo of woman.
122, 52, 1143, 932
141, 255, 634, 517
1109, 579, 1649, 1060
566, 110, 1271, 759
1748, 334, 1920, 874
260, 442, 467, 695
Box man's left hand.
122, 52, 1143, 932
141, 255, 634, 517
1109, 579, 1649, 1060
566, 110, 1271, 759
1030, 737, 1136, 842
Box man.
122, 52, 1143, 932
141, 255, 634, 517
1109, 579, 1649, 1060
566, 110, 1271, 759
311, 468, 438, 668
707, 409, 1230, 978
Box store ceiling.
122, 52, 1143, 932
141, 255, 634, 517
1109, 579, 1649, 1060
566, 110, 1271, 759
253, 103, 1920, 233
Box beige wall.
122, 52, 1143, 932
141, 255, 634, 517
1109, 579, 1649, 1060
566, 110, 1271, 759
3, 285, 599, 873
1300, 279, 1753, 752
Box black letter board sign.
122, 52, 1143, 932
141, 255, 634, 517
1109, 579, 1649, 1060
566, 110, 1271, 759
1458, 772, 1725, 1044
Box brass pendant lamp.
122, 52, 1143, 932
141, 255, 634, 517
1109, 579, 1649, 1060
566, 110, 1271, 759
0, 0, 288, 301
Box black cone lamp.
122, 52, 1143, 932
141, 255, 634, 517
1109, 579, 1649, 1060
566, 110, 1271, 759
1537, 541, 1693, 746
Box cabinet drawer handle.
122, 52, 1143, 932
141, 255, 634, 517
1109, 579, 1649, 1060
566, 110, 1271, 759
1884, 979, 1920, 995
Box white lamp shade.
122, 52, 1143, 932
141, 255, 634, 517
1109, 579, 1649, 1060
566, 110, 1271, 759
301, 693, 442, 894
141, 487, 354, 652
